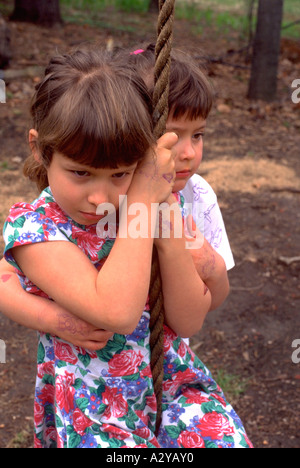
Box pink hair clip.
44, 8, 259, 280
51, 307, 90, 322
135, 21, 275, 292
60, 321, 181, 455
130, 49, 144, 55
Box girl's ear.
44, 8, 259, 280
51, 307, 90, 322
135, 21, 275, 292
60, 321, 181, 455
29, 129, 42, 163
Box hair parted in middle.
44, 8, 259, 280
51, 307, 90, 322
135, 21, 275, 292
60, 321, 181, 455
24, 45, 156, 191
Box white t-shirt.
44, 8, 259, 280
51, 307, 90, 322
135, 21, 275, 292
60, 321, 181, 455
180, 173, 234, 271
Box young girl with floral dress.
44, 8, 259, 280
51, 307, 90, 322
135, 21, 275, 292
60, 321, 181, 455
1, 45, 252, 448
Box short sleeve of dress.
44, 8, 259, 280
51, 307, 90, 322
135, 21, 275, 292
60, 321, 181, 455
3, 200, 69, 273
180, 174, 235, 271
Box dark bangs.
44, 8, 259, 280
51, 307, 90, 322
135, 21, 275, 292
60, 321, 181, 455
55, 71, 154, 168
168, 52, 213, 121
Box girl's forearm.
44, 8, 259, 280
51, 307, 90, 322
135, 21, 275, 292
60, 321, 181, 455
0, 268, 54, 333
96, 200, 156, 333
204, 263, 229, 311
156, 239, 212, 338
190, 239, 230, 311
0, 260, 114, 349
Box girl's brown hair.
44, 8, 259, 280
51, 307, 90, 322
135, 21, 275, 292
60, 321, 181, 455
127, 44, 213, 121
24, 46, 155, 191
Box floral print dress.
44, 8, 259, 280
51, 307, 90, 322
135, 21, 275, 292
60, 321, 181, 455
3, 187, 253, 449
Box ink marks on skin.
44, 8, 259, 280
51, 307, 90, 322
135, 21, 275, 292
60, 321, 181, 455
201, 251, 216, 280
137, 162, 174, 184
190, 242, 216, 281
57, 311, 88, 337
0, 274, 11, 283
162, 172, 175, 184
137, 161, 159, 181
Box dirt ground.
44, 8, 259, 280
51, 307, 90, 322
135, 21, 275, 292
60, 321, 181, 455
0, 10, 299, 448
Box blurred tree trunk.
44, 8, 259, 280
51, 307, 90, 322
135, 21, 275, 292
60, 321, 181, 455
10, 0, 62, 27
247, 0, 283, 101
148, 0, 159, 13
245, 0, 256, 47
0, 13, 11, 67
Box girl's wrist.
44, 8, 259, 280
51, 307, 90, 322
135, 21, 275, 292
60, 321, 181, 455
36, 299, 60, 335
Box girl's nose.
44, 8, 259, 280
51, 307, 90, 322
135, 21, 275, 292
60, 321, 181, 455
178, 140, 195, 160
87, 188, 109, 208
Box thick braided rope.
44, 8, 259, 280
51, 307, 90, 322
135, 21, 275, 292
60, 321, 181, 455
149, 0, 175, 436
152, 0, 175, 139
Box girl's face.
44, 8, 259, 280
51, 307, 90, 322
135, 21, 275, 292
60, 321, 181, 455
166, 114, 206, 192
47, 152, 137, 226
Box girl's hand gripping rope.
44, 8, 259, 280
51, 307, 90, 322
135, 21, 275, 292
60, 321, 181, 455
130, 132, 178, 204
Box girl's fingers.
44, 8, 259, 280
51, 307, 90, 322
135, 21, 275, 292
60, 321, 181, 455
184, 214, 197, 239
85, 340, 110, 351
75, 330, 113, 351
157, 132, 178, 150
184, 214, 205, 250
88, 329, 114, 341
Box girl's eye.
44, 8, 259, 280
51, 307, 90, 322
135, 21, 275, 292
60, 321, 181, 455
112, 172, 128, 179
73, 170, 89, 177
193, 133, 204, 141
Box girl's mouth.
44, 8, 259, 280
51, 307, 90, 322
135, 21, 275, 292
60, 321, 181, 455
176, 170, 191, 179
79, 211, 106, 221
